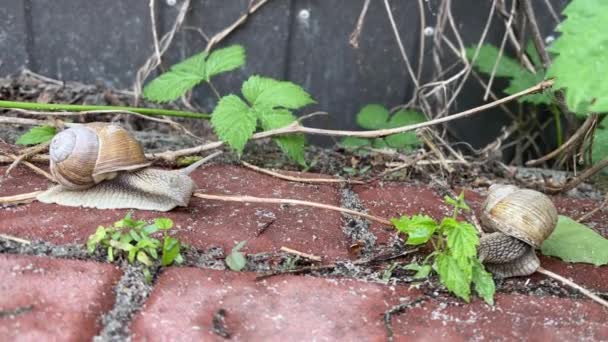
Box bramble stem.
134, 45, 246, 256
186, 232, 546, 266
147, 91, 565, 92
0, 100, 209, 119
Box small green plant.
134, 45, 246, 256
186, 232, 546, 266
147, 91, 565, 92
143, 44, 314, 166
225, 240, 247, 271
341, 104, 426, 151
87, 214, 183, 280
15, 125, 56, 145
390, 192, 496, 304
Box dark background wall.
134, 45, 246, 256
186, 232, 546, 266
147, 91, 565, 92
0, 0, 569, 147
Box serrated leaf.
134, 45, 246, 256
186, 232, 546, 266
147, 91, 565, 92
154, 218, 173, 230
391, 214, 438, 245
257, 108, 306, 166
442, 218, 479, 264
242, 75, 315, 110
204, 45, 246, 80
541, 215, 608, 266
435, 253, 471, 302
143, 53, 206, 103
504, 69, 551, 105
547, 0, 608, 114
356, 104, 390, 130
16, 125, 56, 145
472, 259, 495, 305
340, 137, 371, 148
211, 95, 257, 154
385, 110, 426, 149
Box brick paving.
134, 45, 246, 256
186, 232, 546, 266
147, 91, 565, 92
1, 164, 608, 340
0, 254, 121, 341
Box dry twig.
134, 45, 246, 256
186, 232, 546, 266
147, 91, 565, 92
193, 193, 392, 225
241, 161, 363, 184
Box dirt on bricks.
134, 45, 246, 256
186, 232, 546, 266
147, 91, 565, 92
1, 163, 608, 340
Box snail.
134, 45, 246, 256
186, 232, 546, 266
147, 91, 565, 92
477, 184, 558, 278
36, 123, 210, 212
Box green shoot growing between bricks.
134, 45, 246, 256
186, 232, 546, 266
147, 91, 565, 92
87, 214, 183, 282
391, 192, 496, 304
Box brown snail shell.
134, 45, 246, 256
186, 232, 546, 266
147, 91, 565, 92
49, 123, 151, 190
478, 184, 558, 278
39, 122, 207, 212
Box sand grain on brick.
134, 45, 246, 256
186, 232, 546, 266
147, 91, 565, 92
0, 254, 122, 341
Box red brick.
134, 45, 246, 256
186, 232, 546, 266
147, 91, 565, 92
392, 293, 608, 341
1, 165, 349, 261
531, 255, 608, 292
0, 254, 121, 341
131, 268, 420, 341
354, 182, 451, 244
0, 164, 50, 196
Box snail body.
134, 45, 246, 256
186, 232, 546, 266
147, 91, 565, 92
478, 184, 558, 278
37, 123, 204, 212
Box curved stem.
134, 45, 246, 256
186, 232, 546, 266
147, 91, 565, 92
193, 193, 393, 226
0, 100, 209, 119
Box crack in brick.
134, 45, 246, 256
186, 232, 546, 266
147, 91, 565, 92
339, 186, 377, 256
93, 263, 153, 342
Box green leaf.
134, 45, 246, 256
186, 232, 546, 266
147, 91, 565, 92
107, 246, 114, 262
226, 241, 247, 271
504, 69, 551, 105
143, 52, 207, 103
142, 224, 159, 235
340, 137, 371, 148
109, 240, 134, 252
137, 251, 153, 266
403, 263, 432, 279
591, 119, 608, 167
161, 237, 181, 266
257, 108, 306, 166
211, 95, 257, 154
87, 226, 107, 254
384, 110, 426, 149
204, 45, 246, 80
466, 44, 525, 78
467, 44, 551, 105
547, 0, 608, 114
541, 215, 608, 266
242, 75, 315, 110
442, 218, 479, 265
444, 192, 471, 212
16, 125, 56, 145
525, 41, 542, 69
356, 104, 390, 130
391, 214, 438, 245
372, 138, 388, 149
154, 218, 173, 230
435, 253, 471, 302
471, 259, 495, 305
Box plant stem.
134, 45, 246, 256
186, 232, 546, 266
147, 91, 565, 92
550, 104, 563, 147
0, 100, 209, 119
